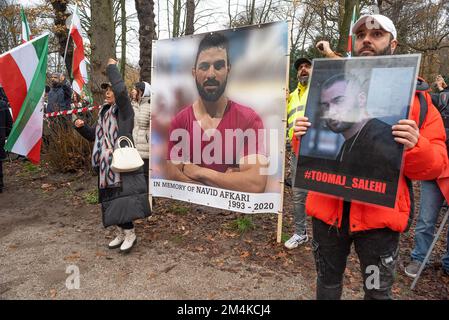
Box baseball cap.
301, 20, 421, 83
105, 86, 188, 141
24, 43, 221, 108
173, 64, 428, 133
294, 57, 312, 70
100, 82, 112, 90
352, 14, 397, 40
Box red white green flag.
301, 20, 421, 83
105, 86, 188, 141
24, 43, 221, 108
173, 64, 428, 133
69, 6, 89, 95
347, 6, 357, 57
20, 7, 32, 43
0, 34, 49, 164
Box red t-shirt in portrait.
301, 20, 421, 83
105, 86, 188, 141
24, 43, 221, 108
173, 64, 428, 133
167, 100, 265, 173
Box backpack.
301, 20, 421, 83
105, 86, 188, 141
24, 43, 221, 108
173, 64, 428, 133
405, 79, 429, 232
433, 91, 449, 152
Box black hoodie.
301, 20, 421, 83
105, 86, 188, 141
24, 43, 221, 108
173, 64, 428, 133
0, 88, 13, 160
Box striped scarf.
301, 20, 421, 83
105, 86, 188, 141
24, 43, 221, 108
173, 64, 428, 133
92, 104, 120, 189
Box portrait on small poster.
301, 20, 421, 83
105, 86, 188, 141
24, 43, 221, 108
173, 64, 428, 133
150, 22, 289, 213
294, 55, 420, 208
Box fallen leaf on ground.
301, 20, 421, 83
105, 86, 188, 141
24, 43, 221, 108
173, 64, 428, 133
50, 289, 57, 298
64, 252, 81, 262
95, 251, 107, 257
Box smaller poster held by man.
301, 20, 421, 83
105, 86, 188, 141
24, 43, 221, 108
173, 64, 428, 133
294, 55, 420, 208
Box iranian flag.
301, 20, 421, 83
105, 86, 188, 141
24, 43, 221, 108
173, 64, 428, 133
69, 6, 88, 95
20, 7, 32, 43
347, 6, 357, 57
0, 34, 49, 164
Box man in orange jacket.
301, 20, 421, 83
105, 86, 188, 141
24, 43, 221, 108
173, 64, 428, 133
294, 14, 448, 299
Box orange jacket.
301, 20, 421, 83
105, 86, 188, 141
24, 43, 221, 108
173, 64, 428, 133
305, 91, 448, 233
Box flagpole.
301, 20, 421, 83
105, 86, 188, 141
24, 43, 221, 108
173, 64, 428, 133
62, 4, 77, 75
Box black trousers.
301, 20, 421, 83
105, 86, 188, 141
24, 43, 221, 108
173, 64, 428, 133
312, 202, 400, 300
0, 160, 3, 190
118, 222, 134, 230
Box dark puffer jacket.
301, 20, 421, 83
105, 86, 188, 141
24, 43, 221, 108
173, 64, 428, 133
75, 64, 150, 227
0, 89, 13, 160
46, 81, 72, 112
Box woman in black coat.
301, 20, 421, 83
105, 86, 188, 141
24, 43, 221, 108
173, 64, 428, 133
0, 87, 13, 193
74, 59, 150, 253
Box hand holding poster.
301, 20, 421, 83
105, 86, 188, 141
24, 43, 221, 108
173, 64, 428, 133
150, 22, 288, 214
294, 55, 420, 208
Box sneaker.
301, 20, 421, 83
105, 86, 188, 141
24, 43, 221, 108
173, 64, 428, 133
108, 227, 125, 249
284, 233, 308, 249
404, 260, 423, 278
120, 228, 137, 253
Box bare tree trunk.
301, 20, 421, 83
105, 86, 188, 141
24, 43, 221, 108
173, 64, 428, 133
336, 0, 357, 55
172, 0, 181, 37
90, 0, 115, 104
185, 0, 195, 35
49, 0, 73, 75
135, 0, 156, 82
249, 0, 256, 25
120, 0, 126, 78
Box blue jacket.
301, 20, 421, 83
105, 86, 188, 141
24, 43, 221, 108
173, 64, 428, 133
46, 81, 72, 112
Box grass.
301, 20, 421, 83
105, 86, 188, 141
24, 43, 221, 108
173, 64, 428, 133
172, 205, 189, 216
17, 161, 41, 178
170, 234, 184, 244
23, 162, 40, 173
281, 232, 291, 243
84, 189, 98, 205
64, 189, 74, 197
229, 216, 255, 234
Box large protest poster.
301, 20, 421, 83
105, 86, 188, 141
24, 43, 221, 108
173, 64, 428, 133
294, 55, 420, 208
150, 22, 289, 214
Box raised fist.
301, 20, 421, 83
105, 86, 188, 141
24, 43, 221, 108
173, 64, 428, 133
74, 119, 85, 128
316, 41, 332, 56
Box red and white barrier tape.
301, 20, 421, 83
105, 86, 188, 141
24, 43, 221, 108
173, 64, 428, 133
44, 105, 101, 118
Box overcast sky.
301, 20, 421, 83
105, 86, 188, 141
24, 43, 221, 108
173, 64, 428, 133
18, 0, 291, 66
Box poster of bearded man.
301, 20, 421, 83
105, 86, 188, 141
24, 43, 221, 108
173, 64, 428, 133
150, 22, 289, 214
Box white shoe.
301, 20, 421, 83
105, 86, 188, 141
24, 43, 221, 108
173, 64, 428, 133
120, 228, 137, 253
284, 233, 308, 249
108, 227, 125, 249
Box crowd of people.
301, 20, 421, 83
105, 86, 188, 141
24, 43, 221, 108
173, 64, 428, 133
0, 13, 448, 300
289, 14, 449, 300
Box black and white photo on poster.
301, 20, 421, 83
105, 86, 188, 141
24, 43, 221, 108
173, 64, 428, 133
294, 55, 420, 208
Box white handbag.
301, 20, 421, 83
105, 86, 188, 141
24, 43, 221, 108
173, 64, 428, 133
111, 136, 144, 173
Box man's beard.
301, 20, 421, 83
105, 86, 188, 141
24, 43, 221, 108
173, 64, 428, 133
356, 43, 392, 57
196, 77, 227, 102
324, 103, 360, 133
298, 75, 309, 86
325, 119, 354, 133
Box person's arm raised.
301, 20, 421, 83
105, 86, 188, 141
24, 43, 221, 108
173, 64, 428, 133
316, 41, 342, 59
73, 118, 96, 142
